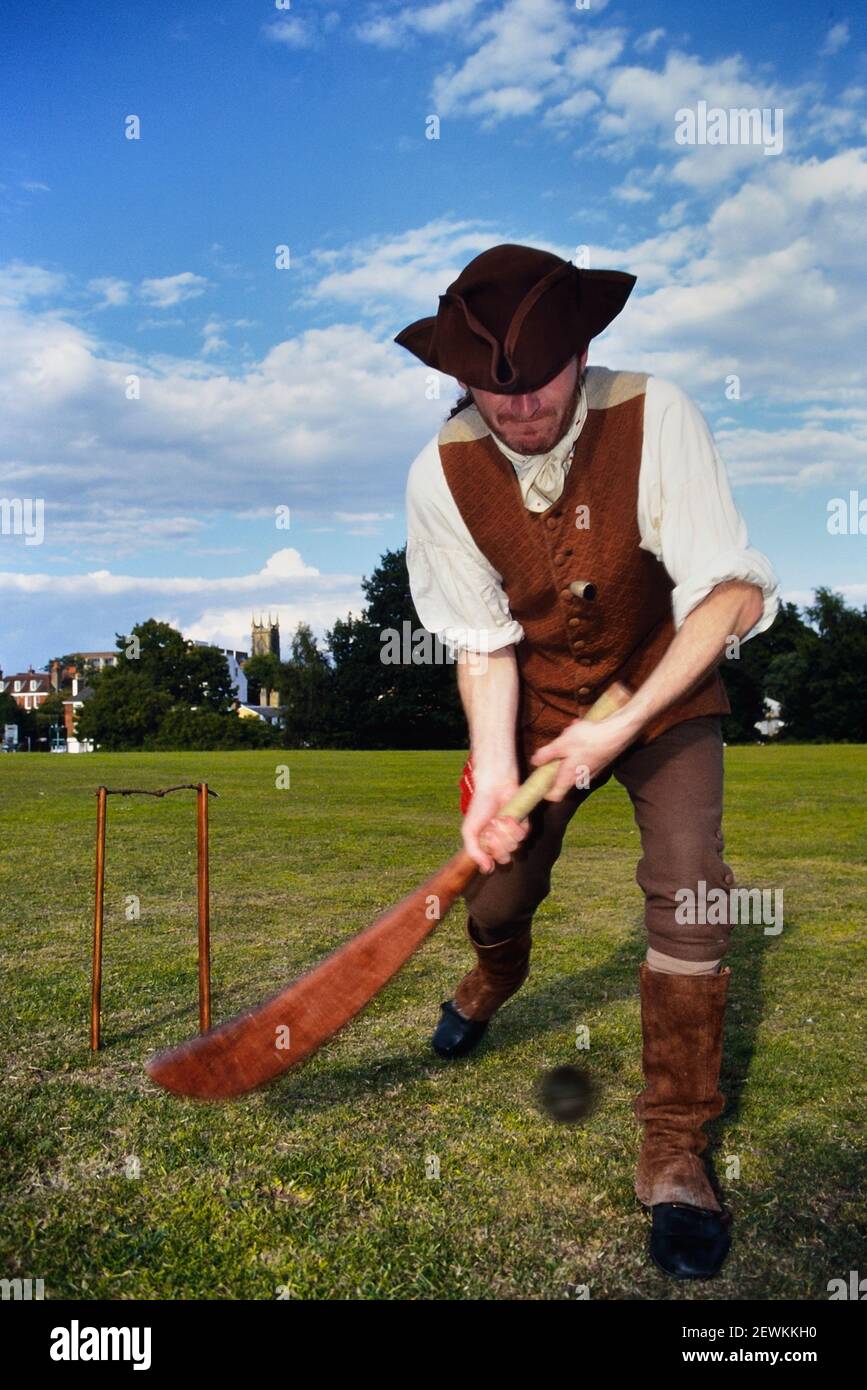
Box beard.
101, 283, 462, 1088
473, 375, 583, 456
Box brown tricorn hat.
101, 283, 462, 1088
394, 243, 636, 394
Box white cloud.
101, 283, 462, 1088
139, 272, 209, 308
308, 217, 504, 312
0, 551, 365, 664
820, 21, 850, 57
421, 5, 800, 185
201, 318, 229, 356
545, 146, 867, 490
22, 508, 208, 556
599, 51, 794, 180
6, 131, 867, 608
613, 171, 653, 202
634, 28, 665, 55
563, 29, 625, 83
355, 0, 483, 47
354, 15, 404, 47
334, 508, 396, 535
183, 590, 363, 654
0, 548, 322, 596
584, 223, 701, 289
0, 261, 66, 307
88, 277, 130, 309
264, 18, 315, 49
334, 511, 395, 522
431, 0, 578, 125
543, 88, 600, 127
0, 285, 450, 548
717, 421, 867, 487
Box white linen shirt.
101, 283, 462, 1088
405, 374, 779, 654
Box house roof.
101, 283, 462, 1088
237, 702, 283, 722
63, 684, 94, 704
1, 670, 51, 690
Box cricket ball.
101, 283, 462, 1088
537, 1064, 595, 1123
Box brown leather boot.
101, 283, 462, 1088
455, 920, 532, 1020
431, 920, 531, 1059
633, 962, 731, 1278
634, 962, 729, 1207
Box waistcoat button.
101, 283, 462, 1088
578, 685, 591, 697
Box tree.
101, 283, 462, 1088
243, 652, 281, 706
326, 547, 465, 748
720, 601, 810, 742
0, 690, 35, 746
115, 619, 235, 711
42, 652, 85, 678
178, 641, 238, 711
147, 706, 279, 751
766, 589, 867, 742
76, 666, 171, 751
719, 661, 767, 743
277, 623, 333, 747
75, 619, 240, 750
35, 690, 67, 741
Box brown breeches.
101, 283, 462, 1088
464, 715, 734, 964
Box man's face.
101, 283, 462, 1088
463, 350, 587, 454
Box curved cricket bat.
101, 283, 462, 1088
146, 682, 631, 1100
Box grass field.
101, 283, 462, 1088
1, 745, 865, 1301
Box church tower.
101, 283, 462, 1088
251, 614, 280, 659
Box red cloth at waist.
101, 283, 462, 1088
459, 756, 474, 815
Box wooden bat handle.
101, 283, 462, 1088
498, 681, 632, 821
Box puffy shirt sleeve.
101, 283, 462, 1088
405, 435, 524, 654
639, 377, 780, 638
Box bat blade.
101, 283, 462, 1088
146, 849, 477, 1100
146, 681, 633, 1102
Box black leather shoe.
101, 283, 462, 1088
431, 999, 489, 1059
650, 1203, 731, 1279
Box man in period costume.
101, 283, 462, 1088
396, 243, 779, 1280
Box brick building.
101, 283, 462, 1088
0, 667, 51, 711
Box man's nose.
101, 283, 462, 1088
509, 393, 541, 419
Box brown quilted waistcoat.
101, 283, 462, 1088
437, 367, 730, 754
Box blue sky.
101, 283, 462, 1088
1, 0, 865, 672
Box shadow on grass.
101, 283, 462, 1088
103, 971, 294, 1048
695, 1128, 867, 1300
260, 912, 796, 1203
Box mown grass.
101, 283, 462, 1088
1, 745, 865, 1300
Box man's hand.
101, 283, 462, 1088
531, 712, 633, 803
462, 772, 529, 873
455, 645, 528, 872
531, 580, 766, 802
